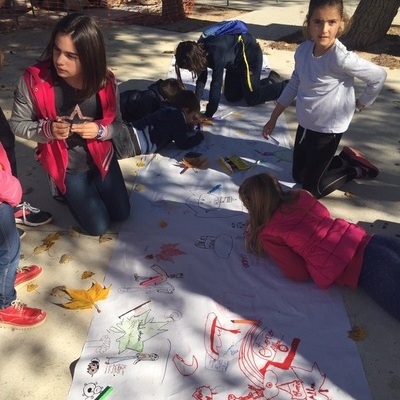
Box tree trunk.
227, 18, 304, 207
342, 0, 400, 49
162, 0, 191, 22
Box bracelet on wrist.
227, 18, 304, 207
96, 124, 106, 139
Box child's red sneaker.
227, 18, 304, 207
341, 146, 379, 178
15, 265, 43, 288
339, 146, 379, 178
0, 300, 46, 329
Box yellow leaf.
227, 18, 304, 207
344, 191, 355, 198
231, 112, 243, 118
159, 220, 168, 228
34, 244, 49, 254
136, 160, 145, 167
81, 271, 95, 279
135, 184, 146, 192
62, 282, 111, 313
69, 227, 81, 237
27, 283, 38, 292
59, 254, 73, 264
348, 325, 367, 342
45, 232, 63, 243
99, 234, 112, 243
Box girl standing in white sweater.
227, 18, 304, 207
262, 0, 386, 198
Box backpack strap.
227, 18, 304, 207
238, 35, 253, 92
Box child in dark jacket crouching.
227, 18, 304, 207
114, 90, 205, 159
119, 78, 185, 123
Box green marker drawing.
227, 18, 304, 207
95, 386, 113, 400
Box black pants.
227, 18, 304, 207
0, 107, 17, 177
292, 125, 357, 198
224, 42, 286, 106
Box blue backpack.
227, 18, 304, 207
199, 20, 248, 41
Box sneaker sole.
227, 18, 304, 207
15, 268, 43, 288
342, 146, 379, 178
15, 216, 53, 227
0, 317, 46, 329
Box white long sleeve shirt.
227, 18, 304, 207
278, 39, 387, 133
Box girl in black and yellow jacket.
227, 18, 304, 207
175, 33, 287, 118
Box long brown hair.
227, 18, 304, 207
175, 41, 208, 85
40, 13, 108, 100
238, 173, 299, 256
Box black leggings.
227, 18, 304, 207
292, 126, 357, 198
223, 42, 286, 106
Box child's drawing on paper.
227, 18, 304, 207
118, 264, 183, 295
155, 243, 186, 262
109, 309, 169, 354
186, 191, 242, 218
194, 233, 233, 258
204, 312, 243, 368
106, 352, 159, 365
82, 382, 104, 399
86, 358, 100, 377
85, 335, 111, 354
173, 354, 199, 376
234, 324, 332, 400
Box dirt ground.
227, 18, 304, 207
1, 3, 399, 68
164, 5, 400, 70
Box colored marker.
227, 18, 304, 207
231, 319, 260, 324
140, 276, 165, 286
118, 300, 152, 318
218, 111, 233, 120
208, 184, 222, 194
94, 386, 113, 400
133, 300, 152, 311
268, 135, 279, 146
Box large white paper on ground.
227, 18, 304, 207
68, 57, 371, 400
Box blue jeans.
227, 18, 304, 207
358, 234, 400, 321
0, 202, 20, 309
64, 156, 131, 236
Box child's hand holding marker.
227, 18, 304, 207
267, 135, 279, 146
262, 121, 279, 145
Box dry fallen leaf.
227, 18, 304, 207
50, 285, 67, 297
34, 232, 64, 254
45, 232, 64, 243
59, 254, 73, 264
231, 112, 243, 118
348, 325, 367, 342
26, 283, 38, 292
159, 220, 168, 228
62, 282, 111, 313
69, 227, 81, 237
81, 271, 95, 279
136, 160, 145, 167
34, 244, 50, 255
344, 191, 355, 198
99, 234, 112, 243
134, 184, 146, 192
